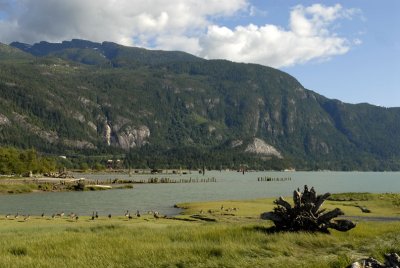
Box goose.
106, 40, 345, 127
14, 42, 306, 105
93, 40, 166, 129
24, 215, 30, 221
95, 211, 99, 219
124, 210, 130, 217
5, 214, 10, 219
108, 214, 112, 219
128, 213, 133, 220
153, 211, 160, 219
41, 212, 45, 218
136, 210, 141, 218
56, 212, 64, 218
15, 213, 19, 219
91, 211, 95, 220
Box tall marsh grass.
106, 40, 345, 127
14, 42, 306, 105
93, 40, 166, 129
0, 217, 399, 268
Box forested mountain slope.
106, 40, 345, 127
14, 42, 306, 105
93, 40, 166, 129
0, 40, 398, 170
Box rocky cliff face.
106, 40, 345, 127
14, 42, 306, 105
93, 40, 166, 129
104, 123, 112, 146
115, 125, 150, 150
101, 118, 151, 150
245, 138, 282, 158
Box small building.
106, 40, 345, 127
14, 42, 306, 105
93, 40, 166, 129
106, 159, 123, 169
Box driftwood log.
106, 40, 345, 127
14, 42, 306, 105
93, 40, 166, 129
347, 253, 400, 268
260, 185, 356, 233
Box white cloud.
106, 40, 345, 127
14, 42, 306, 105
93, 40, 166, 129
0, 1, 359, 68
0, 0, 248, 46
200, 4, 357, 67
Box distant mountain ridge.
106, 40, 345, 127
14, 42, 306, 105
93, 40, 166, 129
10, 39, 202, 67
0, 39, 399, 170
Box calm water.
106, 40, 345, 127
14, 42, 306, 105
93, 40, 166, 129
0, 171, 399, 216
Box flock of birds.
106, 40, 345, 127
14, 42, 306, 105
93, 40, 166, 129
4, 210, 165, 222
4, 205, 239, 222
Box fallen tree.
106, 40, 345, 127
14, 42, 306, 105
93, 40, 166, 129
260, 185, 356, 233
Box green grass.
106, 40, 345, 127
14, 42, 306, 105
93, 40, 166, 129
0, 184, 38, 194
0, 216, 399, 268
0, 193, 399, 267
0, 181, 131, 194
178, 192, 400, 220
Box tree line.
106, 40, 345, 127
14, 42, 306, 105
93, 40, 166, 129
0, 147, 56, 175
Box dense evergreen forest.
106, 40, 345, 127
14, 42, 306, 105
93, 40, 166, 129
1, 39, 400, 171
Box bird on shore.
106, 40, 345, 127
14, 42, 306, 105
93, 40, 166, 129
124, 210, 130, 217
15, 213, 19, 219
136, 210, 141, 218
153, 211, 159, 219
108, 214, 112, 219
91, 211, 95, 220
95, 211, 99, 219
56, 212, 64, 218
41, 212, 45, 218
51, 214, 55, 219
75, 215, 79, 221
24, 214, 30, 221
128, 213, 133, 220
5, 214, 10, 219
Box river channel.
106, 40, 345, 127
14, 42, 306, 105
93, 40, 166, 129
0, 171, 399, 216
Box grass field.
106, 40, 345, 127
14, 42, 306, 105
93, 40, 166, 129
0, 183, 38, 194
0, 181, 132, 194
0, 193, 399, 267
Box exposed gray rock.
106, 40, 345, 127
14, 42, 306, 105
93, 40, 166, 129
116, 125, 150, 150
78, 96, 100, 108
72, 112, 85, 123
112, 116, 132, 132
63, 139, 96, 149
0, 113, 10, 126
104, 123, 112, 146
208, 125, 216, 133
245, 138, 282, 158
231, 140, 243, 148
87, 121, 97, 132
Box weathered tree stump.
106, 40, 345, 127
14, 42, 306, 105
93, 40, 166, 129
260, 185, 356, 233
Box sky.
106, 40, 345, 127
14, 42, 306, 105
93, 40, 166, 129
0, 0, 399, 107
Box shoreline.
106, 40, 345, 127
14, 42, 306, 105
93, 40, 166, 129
1, 192, 400, 221
0, 177, 134, 194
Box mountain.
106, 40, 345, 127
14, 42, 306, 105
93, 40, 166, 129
10, 39, 202, 66
1, 39, 399, 170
